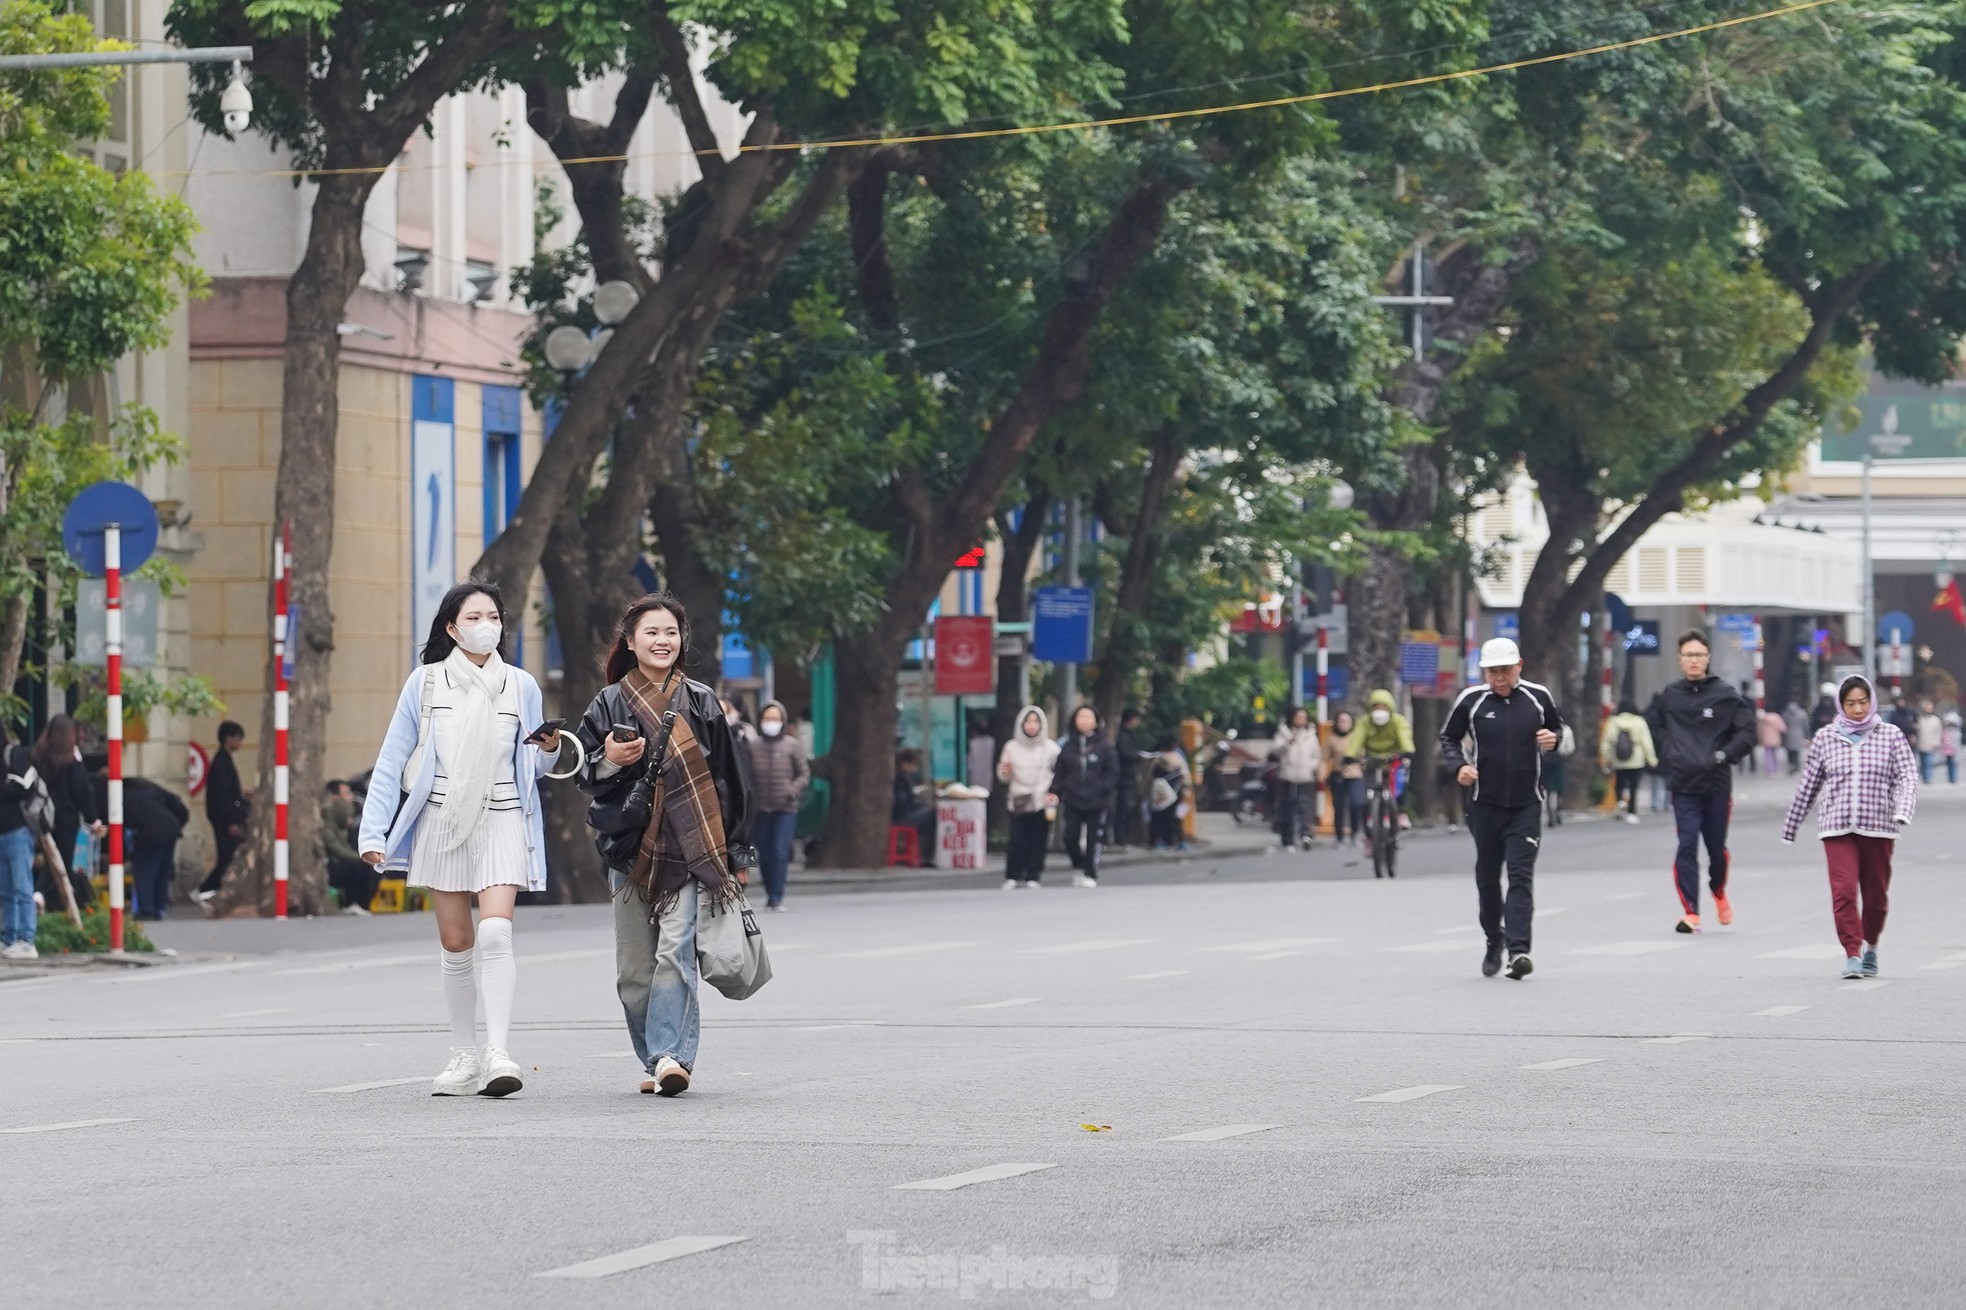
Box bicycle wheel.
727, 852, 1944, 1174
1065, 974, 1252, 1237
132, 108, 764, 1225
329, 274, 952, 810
1381, 805, 1398, 878
1369, 791, 1389, 878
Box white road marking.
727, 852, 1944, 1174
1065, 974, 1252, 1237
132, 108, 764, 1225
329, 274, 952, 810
1122, 970, 1191, 980
279, 953, 428, 976
1161, 1124, 1280, 1142
841, 942, 979, 959
1203, 938, 1334, 954
0, 1118, 138, 1135
1383, 940, 1474, 953
1752, 1005, 1810, 1016
1249, 951, 1303, 961
1606, 892, 1647, 901
1569, 941, 1690, 956
309, 1077, 431, 1094
534, 1236, 748, 1279
1919, 961, 1965, 971
797, 1022, 884, 1031
1644, 1033, 1713, 1044
894, 1163, 1058, 1191
1841, 979, 1894, 991
1017, 938, 1158, 955
1758, 944, 1848, 960
92, 961, 262, 985
213, 1008, 290, 1020
1521, 1058, 1602, 1071
965, 997, 1041, 1010
1356, 1085, 1463, 1103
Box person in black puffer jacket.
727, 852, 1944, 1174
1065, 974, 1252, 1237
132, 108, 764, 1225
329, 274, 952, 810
1644, 629, 1757, 934
1054, 705, 1120, 887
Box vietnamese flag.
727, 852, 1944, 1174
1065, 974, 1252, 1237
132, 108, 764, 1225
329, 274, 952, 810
1934, 578, 1966, 627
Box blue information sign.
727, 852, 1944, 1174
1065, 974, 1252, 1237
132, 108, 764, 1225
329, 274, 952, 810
1494, 613, 1519, 640
1623, 619, 1661, 655
62, 481, 159, 578
1304, 665, 1350, 703
1877, 610, 1916, 645
1031, 586, 1095, 664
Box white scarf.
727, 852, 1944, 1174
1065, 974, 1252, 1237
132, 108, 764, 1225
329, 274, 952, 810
436, 646, 506, 852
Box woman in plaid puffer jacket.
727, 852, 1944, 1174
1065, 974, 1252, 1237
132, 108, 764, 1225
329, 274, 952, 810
1781, 675, 1919, 980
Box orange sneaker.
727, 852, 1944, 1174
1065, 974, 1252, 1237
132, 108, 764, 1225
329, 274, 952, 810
1714, 894, 1733, 926
1675, 914, 1702, 934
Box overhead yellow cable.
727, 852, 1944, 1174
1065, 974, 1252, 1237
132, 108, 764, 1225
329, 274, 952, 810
164, 0, 1847, 181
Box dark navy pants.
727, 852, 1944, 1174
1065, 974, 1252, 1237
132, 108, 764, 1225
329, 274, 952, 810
1670, 790, 1731, 915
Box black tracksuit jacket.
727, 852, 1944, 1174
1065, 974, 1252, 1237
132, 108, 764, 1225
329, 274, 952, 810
1438, 681, 1564, 809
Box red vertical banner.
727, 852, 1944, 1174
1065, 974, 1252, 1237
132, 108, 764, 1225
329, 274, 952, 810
934, 616, 996, 695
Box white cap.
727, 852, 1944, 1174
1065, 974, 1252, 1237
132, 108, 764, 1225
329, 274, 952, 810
1479, 637, 1522, 668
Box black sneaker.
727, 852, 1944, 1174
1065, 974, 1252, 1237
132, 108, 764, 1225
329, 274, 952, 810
1506, 953, 1534, 981
1482, 941, 1503, 977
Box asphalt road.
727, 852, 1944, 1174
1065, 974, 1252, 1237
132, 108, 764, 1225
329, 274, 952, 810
6, 773, 1965, 1309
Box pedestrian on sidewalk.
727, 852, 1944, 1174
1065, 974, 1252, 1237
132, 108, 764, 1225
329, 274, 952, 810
1781, 675, 1918, 979
746, 700, 809, 912
1809, 683, 1838, 734
358, 582, 563, 1100
1644, 630, 1755, 935
997, 705, 1060, 888
1326, 710, 1364, 844
322, 781, 378, 915
1759, 707, 1787, 776
1600, 700, 1656, 823
1915, 700, 1942, 783
123, 775, 188, 921
1111, 707, 1145, 847
1148, 737, 1190, 851
196, 721, 249, 902
1273, 706, 1323, 850
1942, 709, 1961, 784
0, 724, 44, 959
1055, 705, 1119, 887
575, 592, 754, 1099
892, 749, 937, 868
1440, 639, 1562, 980
1782, 698, 1810, 774
32, 715, 98, 910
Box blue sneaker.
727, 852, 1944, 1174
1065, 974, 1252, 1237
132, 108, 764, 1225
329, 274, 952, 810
1841, 956, 1864, 980
1861, 949, 1879, 978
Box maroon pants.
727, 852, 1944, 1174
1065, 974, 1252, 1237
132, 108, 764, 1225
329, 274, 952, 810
1823, 834, 1894, 956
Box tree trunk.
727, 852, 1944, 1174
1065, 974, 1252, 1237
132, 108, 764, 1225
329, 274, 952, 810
0, 590, 28, 712
1092, 424, 1181, 729
220, 174, 378, 918
820, 629, 905, 868
1515, 479, 1598, 685
985, 494, 1050, 838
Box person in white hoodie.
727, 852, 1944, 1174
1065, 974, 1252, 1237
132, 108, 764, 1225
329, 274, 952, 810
1272, 705, 1324, 850
996, 705, 1061, 888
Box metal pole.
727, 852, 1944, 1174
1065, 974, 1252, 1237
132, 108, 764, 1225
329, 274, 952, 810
1862, 451, 1875, 685
1315, 626, 1329, 725
0, 46, 253, 70
1288, 554, 1305, 713
1751, 620, 1765, 712
1061, 496, 1080, 713
273, 527, 290, 920
105, 526, 124, 953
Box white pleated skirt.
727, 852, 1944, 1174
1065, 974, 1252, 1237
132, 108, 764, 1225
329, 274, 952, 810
406, 802, 529, 892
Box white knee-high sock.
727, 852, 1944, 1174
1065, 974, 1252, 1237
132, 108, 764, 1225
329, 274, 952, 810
441, 947, 477, 1049
477, 917, 516, 1052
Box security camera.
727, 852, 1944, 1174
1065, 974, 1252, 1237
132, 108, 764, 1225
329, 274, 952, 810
220, 64, 252, 134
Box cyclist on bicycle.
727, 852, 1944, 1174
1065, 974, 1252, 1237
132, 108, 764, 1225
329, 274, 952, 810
1345, 690, 1414, 798
1439, 638, 1563, 981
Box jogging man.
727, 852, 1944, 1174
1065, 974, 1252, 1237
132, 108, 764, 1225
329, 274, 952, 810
1440, 638, 1563, 980
1644, 629, 1756, 933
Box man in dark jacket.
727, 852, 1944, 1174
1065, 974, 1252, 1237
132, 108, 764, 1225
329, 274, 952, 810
1439, 638, 1563, 980
196, 721, 249, 900
1644, 630, 1756, 934
1055, 705, 1120, 887
1110, 708, 1145, 847
892, 749, 937, 867
122, 775, 190, 921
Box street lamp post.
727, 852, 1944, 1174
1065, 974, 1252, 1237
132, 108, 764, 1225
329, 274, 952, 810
1293, 479, 1354, 719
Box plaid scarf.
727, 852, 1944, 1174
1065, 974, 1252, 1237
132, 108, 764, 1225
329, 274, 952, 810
622, 668, 732, 913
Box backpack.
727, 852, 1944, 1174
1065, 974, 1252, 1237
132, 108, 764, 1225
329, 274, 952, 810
1614, 727, 1635, 764
3, 745, 55, 837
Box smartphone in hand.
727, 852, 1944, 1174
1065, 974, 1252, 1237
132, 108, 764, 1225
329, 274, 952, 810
611, 723, 640, 743
526, 717, 567, 745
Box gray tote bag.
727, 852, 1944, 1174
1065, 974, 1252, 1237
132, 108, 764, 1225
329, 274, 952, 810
697, 889, 772, 1000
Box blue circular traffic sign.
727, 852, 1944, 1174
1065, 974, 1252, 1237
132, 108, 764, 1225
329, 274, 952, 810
1877, 610, 1916, 645
62, 482, 159, 578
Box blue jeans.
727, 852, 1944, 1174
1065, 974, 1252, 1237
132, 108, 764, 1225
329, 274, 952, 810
0, 826, 35, 946
754, 810, 797, 907
1919, 752, 1936, 783
611, 873, 700, 1071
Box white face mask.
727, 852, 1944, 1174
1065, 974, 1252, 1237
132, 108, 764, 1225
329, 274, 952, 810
761, 720, 783, 738
1370, 708, 1390, 726
454, 622, 501, 656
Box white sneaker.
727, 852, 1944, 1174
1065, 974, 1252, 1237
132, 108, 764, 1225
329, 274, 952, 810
1073, 873, 1098, 888
653, 1054, 690, 1097
190, 889, 217, 904
342, 903, 372, 916
478, 1045, 523, 1097
431, 1046, 481, 1096
2, 941, 34, 960
14, 941, 36, 960
1023, 879, 1041, 889
1002, 878, 1019, 890
1623, 813, 1641, 825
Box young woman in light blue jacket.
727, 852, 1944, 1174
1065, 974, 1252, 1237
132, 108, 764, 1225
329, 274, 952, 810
359, 582, 562, 1098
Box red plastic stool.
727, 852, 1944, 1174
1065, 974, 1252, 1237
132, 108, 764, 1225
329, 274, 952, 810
886, 825, 922, 868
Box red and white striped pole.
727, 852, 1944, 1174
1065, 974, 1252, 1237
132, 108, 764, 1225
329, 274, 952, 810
1315, 625, 1330, 724
105, 525, 125, 953
273, 525, 290, 921
1751, 619, 1765, 712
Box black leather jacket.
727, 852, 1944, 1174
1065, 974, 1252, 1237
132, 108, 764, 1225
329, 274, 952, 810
575, 678, 755, 873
